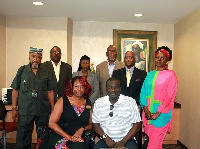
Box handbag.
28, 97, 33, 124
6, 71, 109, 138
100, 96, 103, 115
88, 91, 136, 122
82, 130, 96, 149
36, 124, 51, 149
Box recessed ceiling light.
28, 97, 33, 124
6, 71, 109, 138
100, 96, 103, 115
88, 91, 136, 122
134, 13, 143, 17
33, 1, 44, 6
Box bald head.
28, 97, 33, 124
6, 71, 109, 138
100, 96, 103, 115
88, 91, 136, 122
124, 51, 136, 69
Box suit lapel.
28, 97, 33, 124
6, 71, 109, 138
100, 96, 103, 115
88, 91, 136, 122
129, 68, 138, 87
87, 71, 92, 83
59, 62, 63, 80
120, 68, 127, 86
48, 61, 55, 73
114, 60, 120, 71
103, 61, 110, 78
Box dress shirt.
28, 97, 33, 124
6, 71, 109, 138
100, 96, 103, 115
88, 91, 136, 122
125, 66, 135, 78
107, 60, 116, 77
51, 60, 61, 82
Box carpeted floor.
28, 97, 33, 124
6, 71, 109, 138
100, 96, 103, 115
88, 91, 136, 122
0, 143, 182, 149
163, 144, 181, 149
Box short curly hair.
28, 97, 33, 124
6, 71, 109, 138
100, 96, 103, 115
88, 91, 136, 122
155, 46, 172, 61
64, 76, 91, 99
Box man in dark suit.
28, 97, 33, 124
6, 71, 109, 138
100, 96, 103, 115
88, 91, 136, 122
112, 51, 146, 105
43, 46, 72, 101
112, 51, 147, 149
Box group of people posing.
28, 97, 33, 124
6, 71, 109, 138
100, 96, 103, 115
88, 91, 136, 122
11, 45, 178, 149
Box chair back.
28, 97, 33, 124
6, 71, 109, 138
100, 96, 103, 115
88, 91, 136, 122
0, 100, 7, 120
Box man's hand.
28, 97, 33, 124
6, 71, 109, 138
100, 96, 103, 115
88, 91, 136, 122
105, 136, 116, 148
114, 140, 126, 148
12, 109, 18, 122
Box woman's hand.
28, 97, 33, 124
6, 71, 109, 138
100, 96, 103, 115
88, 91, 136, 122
65, 135, 72, 141
144, 106, 152, 120
71, 127, 84, 142
151, 112, 161, 120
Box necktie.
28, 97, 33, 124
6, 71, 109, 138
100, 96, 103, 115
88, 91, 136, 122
126, 69, 131, 87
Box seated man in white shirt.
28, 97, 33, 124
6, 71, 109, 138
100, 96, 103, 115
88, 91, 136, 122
92, 77, 141, 149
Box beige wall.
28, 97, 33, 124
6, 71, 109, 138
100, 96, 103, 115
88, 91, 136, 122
0, 14, 6, 96
72, 21, 174, 72
6, 17, 69, 87
4, 17, 175, 90
174, 8, 200, 148
67, 18, 73, 65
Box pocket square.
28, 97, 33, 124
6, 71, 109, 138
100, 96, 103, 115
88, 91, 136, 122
135, 78, 140, 82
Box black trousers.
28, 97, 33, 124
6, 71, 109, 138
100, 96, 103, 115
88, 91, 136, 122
93, 138, 138, 149
16, 115, 49, 149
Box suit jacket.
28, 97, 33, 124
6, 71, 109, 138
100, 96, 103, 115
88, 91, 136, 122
72, 71, 99, 103
96, 60, 125, 97
112, 67, 147, 105
43, 61, 72, 100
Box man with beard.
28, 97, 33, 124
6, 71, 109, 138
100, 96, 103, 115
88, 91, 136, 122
11, 47, 55, 149
96, 45, 124, 97
43, 46, 72, 102
92, 77, 141, 149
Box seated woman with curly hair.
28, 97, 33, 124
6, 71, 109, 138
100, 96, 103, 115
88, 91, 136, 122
47, 76, 92, 149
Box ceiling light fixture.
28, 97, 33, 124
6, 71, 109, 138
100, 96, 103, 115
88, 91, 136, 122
33, 1, 44, 6
134, 13, 143, 17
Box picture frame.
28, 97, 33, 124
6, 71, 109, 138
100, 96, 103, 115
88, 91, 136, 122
113, 30, 157, 72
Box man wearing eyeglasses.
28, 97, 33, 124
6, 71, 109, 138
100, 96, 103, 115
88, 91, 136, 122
92, 77, 141, 149
43, 46, 72, 102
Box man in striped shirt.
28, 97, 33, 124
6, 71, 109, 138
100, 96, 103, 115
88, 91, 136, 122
92, 77, 141, 149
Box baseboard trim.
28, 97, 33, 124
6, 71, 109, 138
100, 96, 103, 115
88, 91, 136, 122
177, 140, 188, 149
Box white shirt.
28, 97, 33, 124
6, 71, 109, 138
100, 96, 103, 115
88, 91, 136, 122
51, 60, 61, 82
92, 94, 141, 142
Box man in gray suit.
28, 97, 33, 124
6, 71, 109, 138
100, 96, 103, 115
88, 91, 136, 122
96, 45, 124, 97
43, 46, 72, 101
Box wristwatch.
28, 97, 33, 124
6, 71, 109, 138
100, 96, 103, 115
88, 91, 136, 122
102, 133, 108, 139
82, 126, 86, 131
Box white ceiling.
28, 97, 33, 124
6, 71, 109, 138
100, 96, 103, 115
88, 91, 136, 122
0, 0, 200, 24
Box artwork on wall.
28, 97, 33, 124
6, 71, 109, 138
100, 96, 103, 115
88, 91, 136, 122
113, 30, 157, 72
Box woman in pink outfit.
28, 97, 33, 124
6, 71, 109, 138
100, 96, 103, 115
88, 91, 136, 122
140, 46, 178, 149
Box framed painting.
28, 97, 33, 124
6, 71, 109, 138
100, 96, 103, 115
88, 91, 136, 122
113, 30, 157, 72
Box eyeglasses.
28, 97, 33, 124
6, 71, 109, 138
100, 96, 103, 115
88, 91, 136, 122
50, 51, 61, 54
109, 105, 114, 117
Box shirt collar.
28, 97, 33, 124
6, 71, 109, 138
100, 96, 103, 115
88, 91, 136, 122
103, 94, 123, 105
107, 60, 116, 66
125, 66, 135, 73
51, 60, 61, 67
